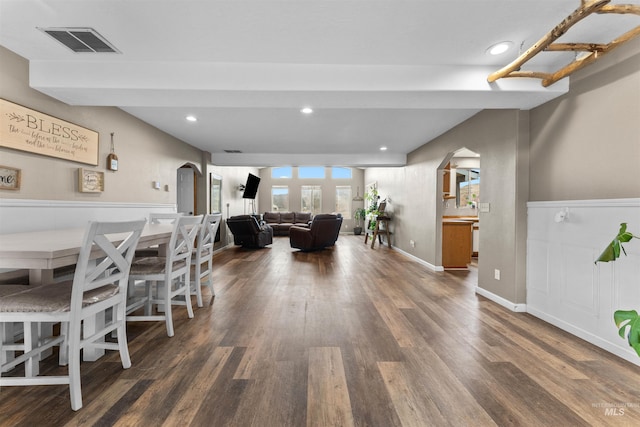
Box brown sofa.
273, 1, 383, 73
289, 214, 343, 251
226, 215, 273, 248
263, 212, 312, 236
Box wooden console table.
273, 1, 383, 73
365, 216, 391, 248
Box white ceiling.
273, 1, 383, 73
1, 0, 638, 167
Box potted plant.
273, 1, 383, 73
353, 208, 366, 235
364, 188, 381, 230
595, 223, 640, 356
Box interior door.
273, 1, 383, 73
177, 168, 195, 214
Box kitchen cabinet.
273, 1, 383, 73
442, 219, 473, 268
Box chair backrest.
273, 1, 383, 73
149, 212, 182, 225
196, 213, 222, 258
226, 215, 261, 235
166, 215, 203, 270
70, 219, 146, 312
309, 214, 343, 247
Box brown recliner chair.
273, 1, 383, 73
226, 215, 273, 248
289, 214, 343, 251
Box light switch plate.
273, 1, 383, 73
479, 202, 490, 213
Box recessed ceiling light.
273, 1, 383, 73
301, 107, 313, 114
185, 115, 197, 122
380, 146, 388, 151
487, 41, 513, 56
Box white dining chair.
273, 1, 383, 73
191, 213, 222, 307
0, 285, 31, 373
0, 219, 146, 411
127, 215, 202, 337
134, 212, 182, 258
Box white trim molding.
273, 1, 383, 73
0, 198, 176, 234
394, 246, 444, 272
475, 286, 527, 312
526, 197, 640, 366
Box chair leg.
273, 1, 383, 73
144, 281, 154, 315
68, 341, 82, 411
184, 273, 194, 319
207, 258, 215, 298
115, 306, 131, 369
59, 322, 69, 366
194, 262, 203, 308
23, 321, 38, 377
163, 280, 174, 337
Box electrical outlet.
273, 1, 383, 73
410, 240, 415, 248
494, 269, 501, 280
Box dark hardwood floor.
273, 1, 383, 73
2, 235, 640, 426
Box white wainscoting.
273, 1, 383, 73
0, 198, 176, 234
527, 198, 640, 366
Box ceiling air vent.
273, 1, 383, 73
224, 150, 243, 153
38, 27, 120, 53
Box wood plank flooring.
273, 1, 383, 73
2, 235, 640, 426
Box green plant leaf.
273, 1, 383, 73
595, 223, 638, 263
614, 310, 640, 357
614, 310, 637, 337
607, 225, 640, 358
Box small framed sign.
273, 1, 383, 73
78, 168, 104, 193
0, 165, 21, 190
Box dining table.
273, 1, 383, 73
0, 222, 174, 366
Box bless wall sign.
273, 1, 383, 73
0, 98, 99, 165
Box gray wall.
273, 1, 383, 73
0, 46, 255, 242
529, 39, 640, 201
209, 164, 260, 247
0, 46, 205, 209
366, 109, 529, 303
365, 38, 640, 305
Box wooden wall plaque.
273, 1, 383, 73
1, 98, 99, 165
0, 165, 21, 191
78, 168, 104, 193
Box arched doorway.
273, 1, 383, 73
176, 163, 202, 215
439, 148, 480, 270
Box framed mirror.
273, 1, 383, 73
210, 173, 222, 242
210, 173, 222, 213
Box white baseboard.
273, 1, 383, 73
213, 243, 234, 255
475, 286, 527, 312
393, 247, 444, 272
526, 306, 640, 367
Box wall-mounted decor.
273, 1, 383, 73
0, 98, 99, 165
0, 165, 21, 191
78, 168, 104, 193
106, 132, 118, 171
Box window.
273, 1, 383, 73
331, 167, 352, 179
272, 166, 292, 179
301, 185, 322, 214
335, 186, 352, 219
271, 186, 289, 211
298, 166, 325, 179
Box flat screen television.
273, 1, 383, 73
242, 173, 261, 199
